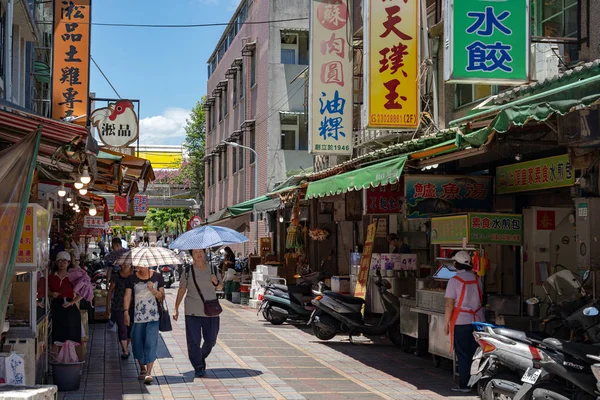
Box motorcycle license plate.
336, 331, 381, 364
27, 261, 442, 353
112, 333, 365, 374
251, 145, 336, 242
521, 367, 542, 384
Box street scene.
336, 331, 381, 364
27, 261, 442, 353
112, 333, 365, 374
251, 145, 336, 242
2, 0, 600, 399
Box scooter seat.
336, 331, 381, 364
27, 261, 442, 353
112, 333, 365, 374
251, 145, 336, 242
270, 284, 288, 292
324, 291, 365, 305
494, 328, 548, 343
543, 338, 600, 361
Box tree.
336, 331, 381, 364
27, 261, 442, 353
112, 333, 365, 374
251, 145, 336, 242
183, 97, 207, 215
144, 208, 191, 236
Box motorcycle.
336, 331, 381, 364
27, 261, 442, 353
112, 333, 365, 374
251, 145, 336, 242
259, 272, 325, 325
160, 265, 177, 288
469, 269, 600, 399
308, 268, 402, 346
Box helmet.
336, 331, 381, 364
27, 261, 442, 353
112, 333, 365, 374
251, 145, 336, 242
452, 251, 471, 266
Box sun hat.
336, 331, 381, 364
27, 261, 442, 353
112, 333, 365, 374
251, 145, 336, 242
452, 251, 472, 266
56, 251, 71, 261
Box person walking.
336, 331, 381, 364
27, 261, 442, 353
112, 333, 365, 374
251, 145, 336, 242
48, 252, 82, 349
107, 262, 133, 359
173, 248, 222, 377
444, 251, 484, 392
143, 230, 150, 246
123, 262, 165, 385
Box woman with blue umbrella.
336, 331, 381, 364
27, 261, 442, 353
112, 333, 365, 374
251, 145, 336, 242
170, 226, 248, 378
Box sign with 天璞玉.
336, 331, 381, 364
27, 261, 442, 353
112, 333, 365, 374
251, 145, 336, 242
364, 0, 419, 129
496, 154, 574, 195
469, 213, 523, 246
309, 0, 353, 155
444, 0, 529, 84
52, 0, 91, 124
404, 175, 492, 218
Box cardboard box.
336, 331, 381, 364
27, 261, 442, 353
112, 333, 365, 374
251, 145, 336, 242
331, 276, 351, 294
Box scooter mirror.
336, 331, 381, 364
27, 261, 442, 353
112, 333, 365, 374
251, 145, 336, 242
294, 274, 301, 279
583, 270, 591, 283
584, 307, 599, 317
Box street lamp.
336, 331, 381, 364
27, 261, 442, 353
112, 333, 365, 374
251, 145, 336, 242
222, 140, 259, 252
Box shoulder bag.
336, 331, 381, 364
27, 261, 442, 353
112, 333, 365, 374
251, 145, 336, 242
190, 264, 222, 317
154, 273, 172, 332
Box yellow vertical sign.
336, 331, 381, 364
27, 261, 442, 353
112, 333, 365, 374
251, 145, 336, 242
52, 0, 91, 125
366, 0, 420, 129
354, 222, 378, 299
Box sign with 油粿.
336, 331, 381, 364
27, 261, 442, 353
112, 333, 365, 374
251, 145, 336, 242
365, 0, 419, 129
405, 175, 492, 218
52, 0, 91, 124
444, 0, 529, 84
496, 154, 574, 195
469, 213, 522, 245
431, 215, 468, 245
308, 0, 353, 155
91, 101, 139, 147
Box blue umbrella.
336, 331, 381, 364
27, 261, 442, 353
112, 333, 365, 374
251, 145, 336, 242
170, 226, 248, 250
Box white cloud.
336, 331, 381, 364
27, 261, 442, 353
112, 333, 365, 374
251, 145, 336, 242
139, 108, 191, 145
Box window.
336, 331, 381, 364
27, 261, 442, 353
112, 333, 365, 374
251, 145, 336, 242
250, 52, 256, 87
232, 74, 238, 106
281, 32, 299, 65
232, 145, 237, 173
218, 155, 222, 181
223, 87, 228, 116
210, 160, 215, 186
239, 63, 244, 100
238, 138, 244, 169
536, 0, 579, 63
455, 84, 512, 108
280, 114, 308, 151
250, 128, 256, 164
210, 106, 216, 130
223, 148, 228, 179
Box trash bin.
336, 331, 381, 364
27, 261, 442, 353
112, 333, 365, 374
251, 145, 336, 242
51, 362, 84, 391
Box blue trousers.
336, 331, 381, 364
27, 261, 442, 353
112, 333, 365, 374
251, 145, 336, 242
131, 320, 160, 365
185, 315, 220, 371
454, 324, 478, 388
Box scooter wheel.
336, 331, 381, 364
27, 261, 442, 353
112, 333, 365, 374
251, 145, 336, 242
312, 320, 337, 340
388, 325, 403, 347
268, 309, 287, 325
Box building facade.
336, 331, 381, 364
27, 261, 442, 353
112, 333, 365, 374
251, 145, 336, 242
204, 0, 311, 252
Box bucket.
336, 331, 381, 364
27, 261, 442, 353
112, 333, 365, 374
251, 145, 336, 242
51, 362, 84, 391
526, 302, 540, 317
231, 292, 241, 304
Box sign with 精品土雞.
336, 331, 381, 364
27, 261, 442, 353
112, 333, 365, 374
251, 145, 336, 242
309, 0, 353, 155
52, 0, 91, 124
496, 154, 574, 195
91, 101, 139, 147
364, 0, 419, 129
444, 0, 529, 84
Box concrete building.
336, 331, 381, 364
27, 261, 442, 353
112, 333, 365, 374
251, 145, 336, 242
204, 0, 311, 253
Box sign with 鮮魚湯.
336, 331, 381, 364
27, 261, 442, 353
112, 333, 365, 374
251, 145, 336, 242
444, 0, 529, 84
309, 0, 353, 155
52, 0, 91, 124
365, 0, 419, 129
431, 215, 468, 246
495, 154, 574, 195
469, 213, 523, 246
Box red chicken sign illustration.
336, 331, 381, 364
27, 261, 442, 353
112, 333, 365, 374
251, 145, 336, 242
90, 100, 139, 147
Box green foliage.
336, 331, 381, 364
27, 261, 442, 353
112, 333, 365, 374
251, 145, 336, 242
144, 208, 191, 234
183, 96, 207, 214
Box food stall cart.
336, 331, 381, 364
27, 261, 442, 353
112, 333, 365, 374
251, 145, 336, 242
3, 204, 51, 385
413, 213, 523, 368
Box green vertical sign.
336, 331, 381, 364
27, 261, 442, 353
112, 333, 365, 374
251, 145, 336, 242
446, 0, 529, 83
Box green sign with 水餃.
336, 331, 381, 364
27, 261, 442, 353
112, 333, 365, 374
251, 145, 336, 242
444, 0, 529, 84
431, 215, 468, 245
469, 213, 523, 245
496, 154, 574, 195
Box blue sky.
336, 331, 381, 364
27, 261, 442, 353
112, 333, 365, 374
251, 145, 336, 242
90, 0, 241, 145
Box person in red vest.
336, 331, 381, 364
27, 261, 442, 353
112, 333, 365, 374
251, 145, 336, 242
444, 251, 484, 392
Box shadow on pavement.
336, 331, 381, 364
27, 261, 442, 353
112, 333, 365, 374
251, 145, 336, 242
163, 368, 263, 381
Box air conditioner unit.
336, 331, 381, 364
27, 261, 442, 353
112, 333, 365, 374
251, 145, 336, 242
531, 43, 560, 82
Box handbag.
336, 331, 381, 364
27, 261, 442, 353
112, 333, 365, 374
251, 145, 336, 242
190, 264, 222, 317
157, 298, 172, 332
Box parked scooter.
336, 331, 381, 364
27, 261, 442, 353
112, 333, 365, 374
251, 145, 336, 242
308, 268, 402, 346
259, 272, 325, 325
160, 265, 177, 288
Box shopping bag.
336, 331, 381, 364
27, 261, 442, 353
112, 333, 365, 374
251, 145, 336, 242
158, 300, 172, 332
56, 340, 80, 363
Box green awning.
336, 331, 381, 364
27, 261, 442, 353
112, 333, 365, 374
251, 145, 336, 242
268, 185, 297, 196
98, 151, 123, 161
227, 195, 270, 216
306, 156, 407, 199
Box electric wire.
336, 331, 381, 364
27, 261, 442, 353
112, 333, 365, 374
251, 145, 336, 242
40, 17, 309, 28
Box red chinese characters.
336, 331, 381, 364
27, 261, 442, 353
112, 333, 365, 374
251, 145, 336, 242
440, 183, 462, 200
413, 182, 437, 199
317, 0, 348, 30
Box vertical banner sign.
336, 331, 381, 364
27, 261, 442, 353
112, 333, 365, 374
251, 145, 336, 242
309, 0, 353, 155
52, 0, 91, 124
354, 222, 378, 300
444, 0, 529, 84
365, 0, 419, 129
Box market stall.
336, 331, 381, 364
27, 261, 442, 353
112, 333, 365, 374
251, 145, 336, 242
3, 204, 51, 385
412, 212, 523, 367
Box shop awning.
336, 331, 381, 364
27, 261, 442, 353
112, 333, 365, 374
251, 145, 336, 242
207, 208, 228, 224
254, 197, 281, 213
306, 156, 407, 199
227, 195, 271, 216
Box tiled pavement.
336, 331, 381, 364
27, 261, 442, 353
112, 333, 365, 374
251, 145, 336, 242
57, 287, 479, 400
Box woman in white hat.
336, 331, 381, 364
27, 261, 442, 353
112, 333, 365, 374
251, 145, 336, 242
48, 251, 82, 345
444, 250, 485, 392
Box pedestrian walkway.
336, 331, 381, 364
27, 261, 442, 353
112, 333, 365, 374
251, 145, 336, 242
58, 288, 478, 400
